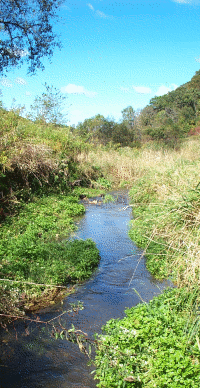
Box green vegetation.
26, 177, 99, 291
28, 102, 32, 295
0, 106, 103, 218
140, 70, 200, 148
0, 0, 62, 75
0, 195, 87, 285
74, 109, 140, 148
94, 288, 200, 388
103, 194, 115, 203
0, 106, 107, 318
29, 83, 68, 126
0, 194, 100, 315
72, 70, 200, 150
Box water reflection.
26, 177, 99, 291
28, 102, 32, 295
0, 190, 172, 387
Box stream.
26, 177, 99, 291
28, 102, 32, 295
0, 190, 173, 388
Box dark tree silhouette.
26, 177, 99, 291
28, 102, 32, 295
0, 0, 63, 74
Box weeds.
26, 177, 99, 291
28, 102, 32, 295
103, 194, 115, 203
0, 195, 100, 317
94, 288, 200, 388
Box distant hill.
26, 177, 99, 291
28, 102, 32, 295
140, 70, 200, 147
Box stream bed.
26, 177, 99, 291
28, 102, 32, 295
0, 190, 172, 388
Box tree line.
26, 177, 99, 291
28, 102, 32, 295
3, 69, 200, 149
5, 68, 200, 149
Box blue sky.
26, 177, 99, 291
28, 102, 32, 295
1, 0, 200, 126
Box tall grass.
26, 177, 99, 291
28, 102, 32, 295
79, 139, 200, 190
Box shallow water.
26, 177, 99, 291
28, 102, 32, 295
0, 190, 172, 388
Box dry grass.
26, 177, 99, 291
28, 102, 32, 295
9, 142, 57, 185
78, 137, 200, 192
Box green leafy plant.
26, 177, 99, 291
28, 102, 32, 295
93, 288, 200, 388
103, 194, 115, 203
95, 177, 112, 190
0, 195, 100, 317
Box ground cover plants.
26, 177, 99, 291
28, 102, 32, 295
0, 194, 100, 316
94, 287, 200, 388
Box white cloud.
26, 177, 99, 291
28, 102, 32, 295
87, 3, 94, 11
155, 84, 178, 96
15, 77, 27, 85
25, 91, 32, 96
60, 84, 97, 98
96, 10, 109, 18
87, 3, 112, 19
0, 78, 13, 88
132, 86, 152, 94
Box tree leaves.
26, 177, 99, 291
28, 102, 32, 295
0, 0, 62, 74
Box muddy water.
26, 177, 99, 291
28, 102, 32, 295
0, 190, 172, 388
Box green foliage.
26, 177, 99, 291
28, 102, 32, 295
94, 287, 200, 387
139, 71, 200, 146
0, 0, 62, 75
145, 121, 188, 149
72, 186, 107, 198
95, 177, 112, 190
111, 122, 135, 147
30, 83, 68, 126
103, 194, 115, 203
75, 113, 136, 147
75, 114, 108, 143
0, 107, 108, 317
121, 106, 135, 128
0, 195, 100, 287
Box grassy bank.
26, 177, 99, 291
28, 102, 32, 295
0, 110, 111, 319
0, 194, 102, 317
89, 137, 200, 386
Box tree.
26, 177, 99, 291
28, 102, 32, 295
111, 122, 134, 146
75, 114, 109, 143
30, 83, 68, 126
0, 0, 62, 75
119, 106, 141, 145
121, 106, 135, 129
